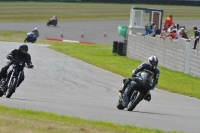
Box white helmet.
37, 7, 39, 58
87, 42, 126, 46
35, 27, 37, 30
148, 56, 158, 68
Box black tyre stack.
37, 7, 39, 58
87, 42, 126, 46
112, 40, 127, 56
117, 42, 124, 56
112, 41, 118, 53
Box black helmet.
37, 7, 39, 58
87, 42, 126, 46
148, 56, 158, 69
19, 44, 28, 55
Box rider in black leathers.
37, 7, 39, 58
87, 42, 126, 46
0, 44, 34, 87
119, 56, 160, 101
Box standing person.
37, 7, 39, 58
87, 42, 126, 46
164, 15, 174, 29
179, 28, 188, 39
192, 27, 200, 49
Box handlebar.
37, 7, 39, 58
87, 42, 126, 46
9, 58, 33, 69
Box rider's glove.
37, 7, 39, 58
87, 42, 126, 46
28, 64, 34, 69
123, 78, 132, 84
7, 55, 13, 60
132, 73, 137, 77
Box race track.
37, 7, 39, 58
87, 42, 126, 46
0, 20, 199, 44
0, 42, 199, 133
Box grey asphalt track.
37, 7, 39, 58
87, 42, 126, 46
0, 20, 199, 44
0, 42, 200, 133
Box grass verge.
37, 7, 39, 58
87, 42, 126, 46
0, 2, 200, 22
0, 30, 50, 44
49, 42, 200, 99
0, 105, 176, 133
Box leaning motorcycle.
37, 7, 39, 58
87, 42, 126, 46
0, 59, 32, 98
117, 71, 153, 111
47, 19, 58, 26
24, 32, 37, 43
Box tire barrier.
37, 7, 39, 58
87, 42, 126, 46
112, 41, 118, 53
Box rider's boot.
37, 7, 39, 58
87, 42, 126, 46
144, 92, 151, 102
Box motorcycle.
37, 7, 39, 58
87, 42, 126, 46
24, 31, 37, 43
117, 71, 153, 111
47, 19, 58, 26
0, 58, 32, 98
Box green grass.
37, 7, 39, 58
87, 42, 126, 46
49, 42, 200, 99
0, 2, 200, 22
0, 105, 177, 133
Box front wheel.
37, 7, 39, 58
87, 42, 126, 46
54, 23, 57, 26
47, 22, 50, 26
6, 78, 17, 98
127, 92, 143, 111
0, 89, 3, 97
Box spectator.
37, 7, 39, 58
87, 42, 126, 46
179, 28, 188, 39
149, 22, 155, 29
163, 29, 176, 40
167, 26, 173, 34
173, 25, 179, 39
183, 26, 188, 34
144, 25, 153, 35
151, 25, 160, 37
164, 15, 174, 29
192, 26, 200, 49
160, 27, 167, 38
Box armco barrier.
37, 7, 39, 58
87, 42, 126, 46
127, 33, 200, 78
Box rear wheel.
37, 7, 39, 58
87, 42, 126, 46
6, 78, 17, 98
127, 92, 143, 111
54, 23, 57, 26
117, 96, 125, 110
47, 22, 50, 26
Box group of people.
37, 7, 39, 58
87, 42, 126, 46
145, 15, 200, 50
144, 22, 160, 37
159, 15, 188, 40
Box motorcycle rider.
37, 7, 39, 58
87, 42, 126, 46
0, 44, 34, 88
31, 27, 39, 38
119, 56, 160, 101
50, 15, 57, 22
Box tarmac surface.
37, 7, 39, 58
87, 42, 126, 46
0, 42, 200, 133
0, 20, 199, 44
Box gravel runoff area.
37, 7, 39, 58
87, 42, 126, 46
0, 42, 200, 133
0, 20, 199, 44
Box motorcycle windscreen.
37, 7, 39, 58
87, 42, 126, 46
140, 71, 154, 86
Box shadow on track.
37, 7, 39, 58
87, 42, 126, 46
131, 110, 179, 117
3, 97, 53, 104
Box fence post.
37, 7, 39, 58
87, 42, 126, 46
184, 40, 190, 74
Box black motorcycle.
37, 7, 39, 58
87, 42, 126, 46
117, 71, 153, 111
0, 59, 32, 98
24, 32, 37, 43
47, 19, 58, 26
